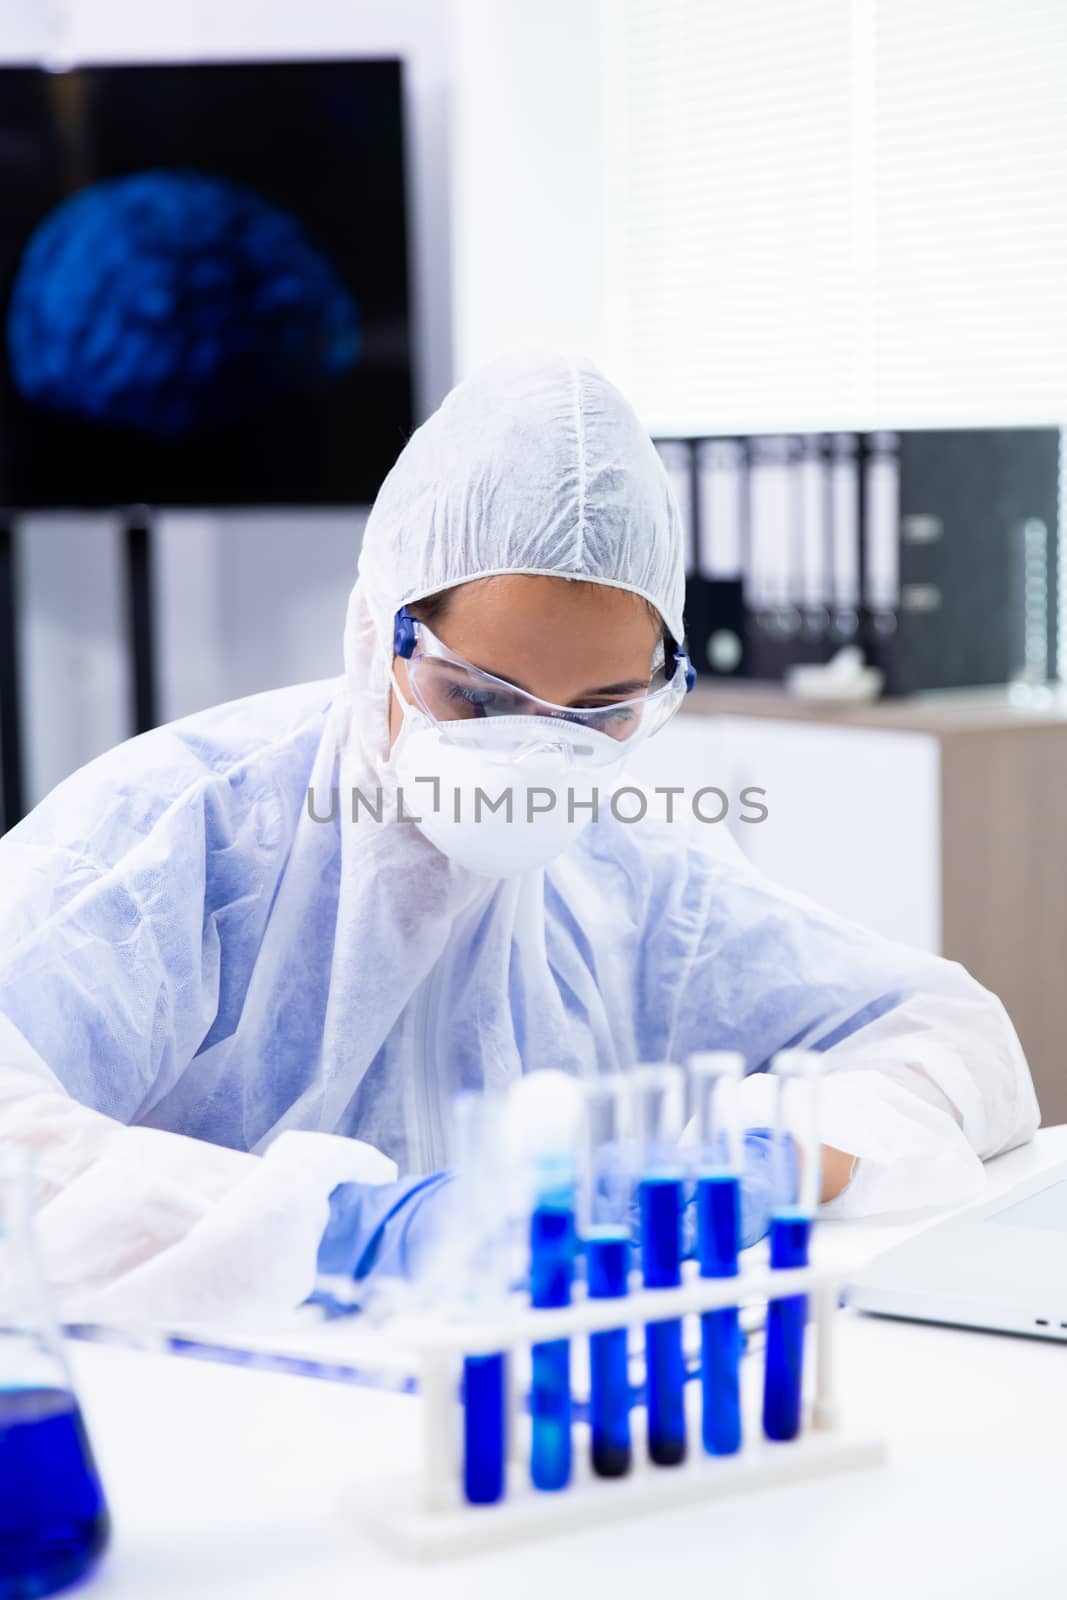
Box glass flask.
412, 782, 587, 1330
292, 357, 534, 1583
0, 1151, 110, 1598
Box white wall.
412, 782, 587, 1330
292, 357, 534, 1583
628, 711, 942, 953
3, 0, 453, 804
448, 0, 613, 381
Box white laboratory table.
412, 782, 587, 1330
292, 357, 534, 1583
70, 1126, 1067, 1600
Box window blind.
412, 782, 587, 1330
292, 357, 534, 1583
603, 0, 1067, 435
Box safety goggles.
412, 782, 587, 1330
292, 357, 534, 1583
393, 605, 695, 747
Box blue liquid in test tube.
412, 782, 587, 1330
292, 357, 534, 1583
530, 1200, 576, 1490
761, 1051, 822, 1443
508, 1070, 584, 1494
454, 1092, 512, 1506
582, 1075, 635, 1479
697, 1177, 742, 1453
640, 1176, 686, 1465
635, 1063, 687, 1468
690, 1051, 746, 1457
462, 1354, 506, 1504
763, 1212, 813, 1442
587, 1234, 631, 1476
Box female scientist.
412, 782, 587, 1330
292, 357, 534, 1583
0, 354, 1038, 1323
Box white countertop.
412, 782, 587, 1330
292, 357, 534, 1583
70, 1126, 1067, 1600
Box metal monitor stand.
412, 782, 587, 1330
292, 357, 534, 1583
0, 513, 22, 831
0, 506, 158, 834
123, 505, 158, 738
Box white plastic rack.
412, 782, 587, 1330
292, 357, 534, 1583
354, 1254, 886, 1561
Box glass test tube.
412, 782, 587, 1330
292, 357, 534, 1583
582, 1077, 634, 1479
455, 1092, 510, 1506
762, 1050, 822, 1443
689, 1051, 745, 1456
522, 1075, 580, 1493
634, 1062, 687, 1467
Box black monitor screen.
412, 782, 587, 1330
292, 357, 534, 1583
0, 59, 413, 507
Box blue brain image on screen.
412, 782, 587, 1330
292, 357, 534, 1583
6, 169, 361, 436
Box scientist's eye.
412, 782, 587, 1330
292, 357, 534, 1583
597, 705, 641, 739
445, 682, 521, 718
574, 700, 642, 737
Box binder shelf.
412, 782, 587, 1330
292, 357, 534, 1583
655, 427, 1061, 697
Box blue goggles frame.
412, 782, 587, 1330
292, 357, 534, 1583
393, 605, 696, 693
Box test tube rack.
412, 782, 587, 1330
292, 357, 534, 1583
354, 1254, 885, 1561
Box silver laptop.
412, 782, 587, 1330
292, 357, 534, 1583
847, 1163, 1067, 1341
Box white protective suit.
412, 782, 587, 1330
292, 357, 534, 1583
0, 352, 1040, 1326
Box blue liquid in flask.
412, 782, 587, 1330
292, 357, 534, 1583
0, 1386, 110, 1598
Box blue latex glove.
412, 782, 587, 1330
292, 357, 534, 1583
311, 1130, 795, 1315
737, 1126, 799, 1249
680, 1127, 799, 1257
314, 1170, 457, 1288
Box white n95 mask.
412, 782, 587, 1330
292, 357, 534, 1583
388, 689, 628, 878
